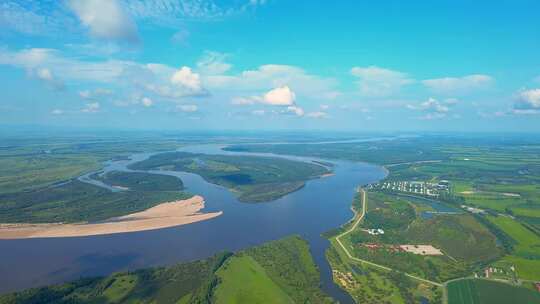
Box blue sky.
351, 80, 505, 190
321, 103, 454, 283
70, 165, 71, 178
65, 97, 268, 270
1, 0, 539, 132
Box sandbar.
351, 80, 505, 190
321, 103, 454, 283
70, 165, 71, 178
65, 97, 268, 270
0, 195, 222, 239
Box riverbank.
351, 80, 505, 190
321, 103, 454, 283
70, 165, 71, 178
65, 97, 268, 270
0, 195, 222, 239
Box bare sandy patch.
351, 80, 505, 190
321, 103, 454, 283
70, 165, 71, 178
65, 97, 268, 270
460, 191, 476, 195
400, 245, 443, 255
0, 195, 222, 239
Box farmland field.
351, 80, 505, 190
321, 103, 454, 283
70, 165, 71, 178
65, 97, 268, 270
447, 279, 540, 304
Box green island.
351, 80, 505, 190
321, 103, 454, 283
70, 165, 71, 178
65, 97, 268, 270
129, 152, 330, 203
0, 235, 332, 304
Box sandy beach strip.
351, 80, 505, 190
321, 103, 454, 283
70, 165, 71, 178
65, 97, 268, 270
0, 195, 222, 239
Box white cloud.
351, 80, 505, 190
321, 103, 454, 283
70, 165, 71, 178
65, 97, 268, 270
0, 51, 207, 100
306, 111, 328, 119
286, 106, 304, 116
196, 51, 231, 75
82, 102, 100, 113
351, 66, 414, 97
232, 86, 298, 107
320, 104, 330, 110
422, 74, 493, 94
262, 86, 296, 106
141, 97, 153, 107
68, 0, 138, 43
33, 68, 63, 89
176, 104, 198, 112
407, 97, 454, 120
513, 88, 540, 114
171, 66, 203, 92
205, 64, 340, 100
51, 109, 64, 115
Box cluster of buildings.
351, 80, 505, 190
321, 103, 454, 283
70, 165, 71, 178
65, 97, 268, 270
461, 205, 486, 214
368, 180, 450, 197
366, 228, 385, 235
332, 270, 358, 290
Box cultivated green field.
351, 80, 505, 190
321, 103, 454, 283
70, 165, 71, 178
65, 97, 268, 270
0, 236, 332, 304
487, 215, 540, 280
214, 255, 293, 304
447, 279, 540, 304
129, 152, 329, 202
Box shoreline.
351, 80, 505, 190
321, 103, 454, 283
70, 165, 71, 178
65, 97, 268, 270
0, 195, 222, 239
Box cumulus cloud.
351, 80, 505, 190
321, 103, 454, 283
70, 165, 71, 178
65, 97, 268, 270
82, 102, 100, 113
422, 74, 493, 94
407, 97, 454, 120
513, 88, 540, 114
68, 0, 139, 43
0, 48, 209, 102
176, 104, 198, 112
51, 109, 64, 115
232, 86, 297, 107
171, 66, 203, 92
206, 64, 340, 100
262, 86, 296, 106
351, 66, 414, 97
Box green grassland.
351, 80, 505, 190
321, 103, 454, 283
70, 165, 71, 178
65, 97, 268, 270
0, 236, 332, 304
0, 180, 191, 223
486, 215, 540, 280
343, 191, 501, 282
129, 152, 329, 202
447, 279, 540, 304
214, 255, 294, 304
93, 171, 184, 192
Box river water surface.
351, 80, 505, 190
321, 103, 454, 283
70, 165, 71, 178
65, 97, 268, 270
0, 143, 387, 303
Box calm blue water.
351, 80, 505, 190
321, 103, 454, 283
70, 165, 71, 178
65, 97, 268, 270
0, 144, 387, 303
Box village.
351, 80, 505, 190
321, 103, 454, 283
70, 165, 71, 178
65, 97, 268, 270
367, 180, 451, 197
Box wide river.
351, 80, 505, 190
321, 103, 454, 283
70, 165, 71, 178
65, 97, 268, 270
0, 143, 387, 303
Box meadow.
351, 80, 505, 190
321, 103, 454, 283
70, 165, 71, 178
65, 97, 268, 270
447, 279, 540, 304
